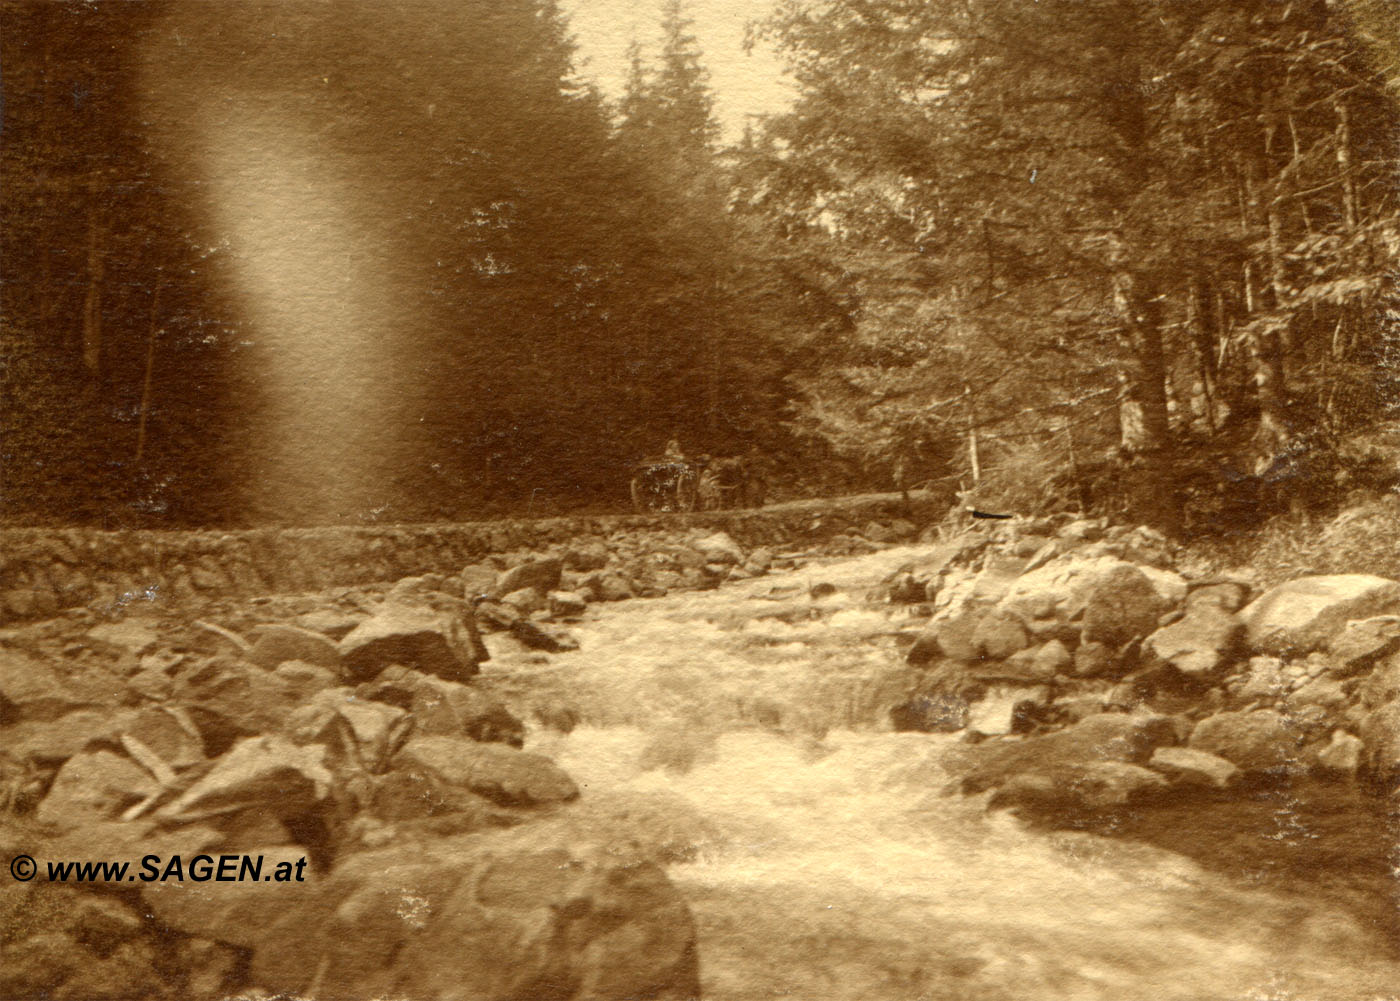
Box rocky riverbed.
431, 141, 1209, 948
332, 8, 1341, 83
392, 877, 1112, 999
2, 512, 1398, 999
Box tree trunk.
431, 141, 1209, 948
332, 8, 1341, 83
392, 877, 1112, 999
1335, 99, 1359, 232
1241, 156, 1290, 466
1113, 271, 1179, 533
82, 200, 105, 378
964, 384, 981, 485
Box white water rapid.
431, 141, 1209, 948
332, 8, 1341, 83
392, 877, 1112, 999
481, 546, 1400, 1001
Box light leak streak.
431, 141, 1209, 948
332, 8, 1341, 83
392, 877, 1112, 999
197, 108, 407, 522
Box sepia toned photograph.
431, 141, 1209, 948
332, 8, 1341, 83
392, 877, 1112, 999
2, 1, 1399, 998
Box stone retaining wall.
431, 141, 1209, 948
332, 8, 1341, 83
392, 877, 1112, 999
0, 494, 944, 623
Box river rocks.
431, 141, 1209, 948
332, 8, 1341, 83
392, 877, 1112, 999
1327, 615, 1400, 675
396, 735, 578, 807
141, 844, 315, 949
890, 694, 969, 733
1188, 709, 1303, 774
1233, 655, 1289, 701
358, 666, 524, 747
971, 608, 1029, 659
121, 705, 206, 770
910, 610, 981, 664
510, 617, 581, 653
1030, 639, 1072, 677
547, 589, 588, 618
563, 541, 610, 572
1143, 606, 1244, 678
338, 605, 479, 683
1285, 674, 1347, 711
1072, 640, 1122, 679
502, 586, 547, 615
693, 530, 745, 565
247, 831, 699, 1001
87, 619, 161, 655
172, 656, 296, 751
999, 555, 1185, 627
1242, 574, 1400, 654
594, 571, 636, 602
1148, 746, 1240, 789
1358, 653, 1400, 709
987, 761, 1170, 814
1081, 563, 1174, 647
957, 712, 1177, 797
272, 659, 338, 700
495, 556, 563, 598
285, 692, 414, 774
0, 648, 124, 722
1184, 580, 1250, 614
37, 750, 158, 826
1315, 729, 1364, 776
459, 562, 499, 600
157, 735, 333, 824
967, 685, 1049, 736
0, 520, 742, 998
247, 623, 341, 670
1358, 700, 1400, 788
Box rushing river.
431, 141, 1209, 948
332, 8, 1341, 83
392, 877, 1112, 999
482, 546, 1400, 1001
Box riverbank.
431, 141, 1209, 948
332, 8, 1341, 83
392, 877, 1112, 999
2, 506, 1398, 998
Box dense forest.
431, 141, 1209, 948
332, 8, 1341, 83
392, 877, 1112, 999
2, 0, 1397, 530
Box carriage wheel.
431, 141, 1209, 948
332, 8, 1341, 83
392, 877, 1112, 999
677, 470, 699, 512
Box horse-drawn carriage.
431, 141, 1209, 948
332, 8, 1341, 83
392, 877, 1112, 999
629, 449, 767, 513
629, 455, 701, 513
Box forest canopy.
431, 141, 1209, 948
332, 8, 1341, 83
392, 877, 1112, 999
2, 0, 1396, 530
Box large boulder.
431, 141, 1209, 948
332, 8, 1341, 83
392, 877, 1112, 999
907, 609, 983, 665
157, 736, 333, 825
971, 609, 1030, 660
0, 649, 125, 723
140, 844, 315, 948
172, 656, 297, 752
247, 624, 341, 671
1147, 746, 1240, 789
1241, 575, 1400, 655
999, 555, 1186, 626
1359, 652, 1400, 709
396, 735, 579, 807
1327, 616, 1400, 676
5, 708, 137, 765
1143, 606, 1245, 678
285, 691, 414, 774
338, 606, 479, 683
1188, 709, 1303, 774
358, 665, 524, 747
957, 712, 1177, 795
247, 830, 699, 1001
37, 750, 158, 827
494, 557, 564, 598
1081, 563, 1175, 647
987, 761, 1170, 814
86, 620, 161, 656
692, 531, 744, 566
